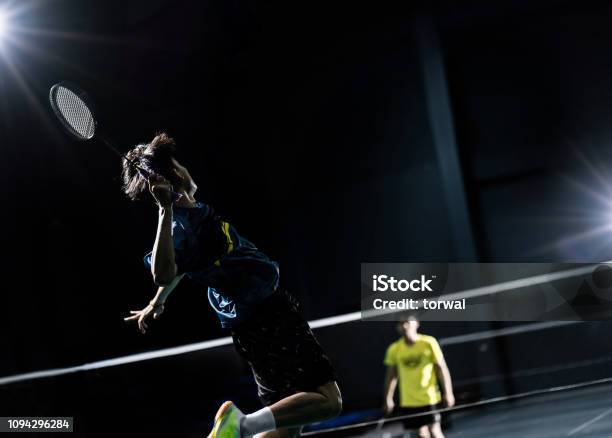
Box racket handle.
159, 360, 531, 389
136, 168, 183, 202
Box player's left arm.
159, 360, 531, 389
124, 274, 185, 334
431, 338, 455, 407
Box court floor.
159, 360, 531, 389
332, 383, 612, 437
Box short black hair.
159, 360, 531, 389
122, 132, 178, 201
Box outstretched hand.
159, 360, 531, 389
124, 302, 164, 334
444, 392, 456, 408
382, 399, 395, 416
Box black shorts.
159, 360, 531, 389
230, 289, 337, 406
397, 404, 442, 430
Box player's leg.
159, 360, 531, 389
239, 381, 340, 437
211, 289, 340, 438
266, 381, 342, 429
209, 380, 340, 438
400, 407, 419, 438
417, 424, 431, 438
427, 421, 444, 438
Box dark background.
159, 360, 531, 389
3, 0, 612, 436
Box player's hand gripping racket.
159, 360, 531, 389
48, 81, 181, 202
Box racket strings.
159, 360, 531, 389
55, 87, 95, 140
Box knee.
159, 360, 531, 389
429, 423, 444, 438
316, 382, 342, 419
417, 426, 431, 438
323, 392, 342, 419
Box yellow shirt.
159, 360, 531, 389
384, 334, 443, 407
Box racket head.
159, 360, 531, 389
49, 81, 97, 141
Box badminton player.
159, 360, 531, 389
122, 133, 341, 438
383, 317, 454, 438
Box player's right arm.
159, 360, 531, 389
383, 342, 399, 414
148, 175, 178, 285
383, 365, 398, 415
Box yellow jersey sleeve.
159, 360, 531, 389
383, 341, 399, 366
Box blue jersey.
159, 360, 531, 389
144, 202, 279, 327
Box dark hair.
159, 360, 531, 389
122, 132, 178, 201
